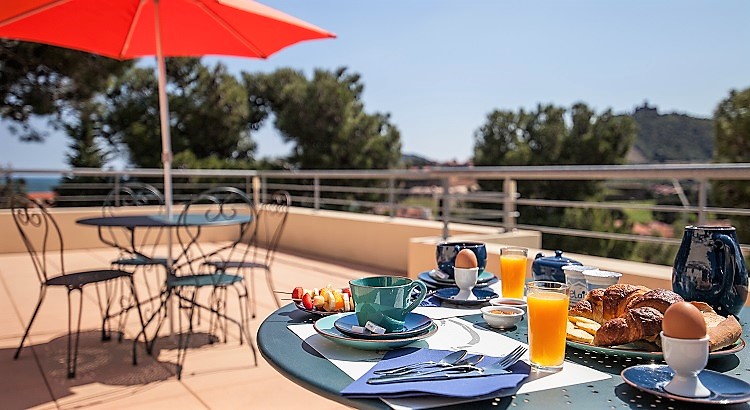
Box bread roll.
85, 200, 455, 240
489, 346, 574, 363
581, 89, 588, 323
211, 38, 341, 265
705, 312, 743, 351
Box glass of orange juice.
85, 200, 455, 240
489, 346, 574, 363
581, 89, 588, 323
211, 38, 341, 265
527, 281, 570, 371
500, 247, 527, 298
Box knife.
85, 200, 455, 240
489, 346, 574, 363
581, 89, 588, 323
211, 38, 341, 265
367, 366, 510, 385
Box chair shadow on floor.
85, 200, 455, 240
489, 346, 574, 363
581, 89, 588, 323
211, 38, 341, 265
1, 330, 221, 409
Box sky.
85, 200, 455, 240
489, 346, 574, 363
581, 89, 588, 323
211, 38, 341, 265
3, 0, 750, 169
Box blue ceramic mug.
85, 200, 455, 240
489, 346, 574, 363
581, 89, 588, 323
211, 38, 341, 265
436, 241, 487, 279
672, 225, 749, 316
349, 276, 428, 333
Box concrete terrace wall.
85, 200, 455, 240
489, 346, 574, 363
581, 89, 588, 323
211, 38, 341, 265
0, 206, 504, 273
0, 206, 676, 293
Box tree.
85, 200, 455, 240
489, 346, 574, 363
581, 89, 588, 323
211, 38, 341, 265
473, 103, 637, 258
102, 58, 257, 168
712, 87, 750, 243
243, 67, 402, 170
53, 99, 113, 206
1, 40, 131, 142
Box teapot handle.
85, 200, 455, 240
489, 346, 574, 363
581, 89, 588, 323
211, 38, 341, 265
716, 234, 742, 292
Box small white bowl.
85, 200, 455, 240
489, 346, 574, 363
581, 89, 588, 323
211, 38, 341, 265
481, 306, 524, 329
489, 297, 527, 313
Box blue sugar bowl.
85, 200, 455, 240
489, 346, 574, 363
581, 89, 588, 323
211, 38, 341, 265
532, 250, 582, 283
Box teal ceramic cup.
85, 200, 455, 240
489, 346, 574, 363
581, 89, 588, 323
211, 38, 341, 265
349, 276, 429, 333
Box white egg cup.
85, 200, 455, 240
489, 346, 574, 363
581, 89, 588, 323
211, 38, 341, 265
660, 331, 711, 398
453, 267, 478, 300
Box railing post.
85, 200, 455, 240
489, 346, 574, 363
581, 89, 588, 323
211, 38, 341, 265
314, 177, 320, 210
114, 178, 121, 206
388, 177, 395, 217
441, 178, 450, 239
698, 179, 708, 225
503, 177, 517, 231
261, 176, 267, 203
251, 176, 261, 206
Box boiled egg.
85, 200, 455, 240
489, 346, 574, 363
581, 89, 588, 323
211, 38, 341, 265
662, 301, 707, 339
455, 249, 478, 269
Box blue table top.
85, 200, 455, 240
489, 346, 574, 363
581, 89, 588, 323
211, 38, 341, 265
77, 213, 251, 228
258, 304, 750, 409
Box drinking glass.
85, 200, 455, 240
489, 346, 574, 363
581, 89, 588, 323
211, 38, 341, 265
500, 247, 528, 298
527, 281, 570, 371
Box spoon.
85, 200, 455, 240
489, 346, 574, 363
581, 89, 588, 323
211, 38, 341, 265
455, 354, 484, 367
373, 349, 468, 375
375, 353, 484, 377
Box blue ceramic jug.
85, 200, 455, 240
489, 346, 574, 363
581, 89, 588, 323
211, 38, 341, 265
672, 226, 748, 316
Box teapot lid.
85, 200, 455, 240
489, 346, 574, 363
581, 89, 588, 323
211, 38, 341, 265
533, 250, 581, 268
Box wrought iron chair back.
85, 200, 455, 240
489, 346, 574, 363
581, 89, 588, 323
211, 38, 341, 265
100, 182, 166, 260
257, 190, 291, 271
173, 186, 258, 275
11, 195, 65, 285
11, 195, 145, 378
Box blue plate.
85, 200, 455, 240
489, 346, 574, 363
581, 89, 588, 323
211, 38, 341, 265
313, 313, 438, 351
334, 312, 433, 340
418, 271, 498, 289
433, 287, 499, 305
621, 364, 750, 404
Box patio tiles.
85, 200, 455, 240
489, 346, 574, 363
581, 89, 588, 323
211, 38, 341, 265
0, 245, 384, 409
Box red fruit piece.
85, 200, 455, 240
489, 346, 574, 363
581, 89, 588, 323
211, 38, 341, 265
292, 287, 304, 300
302, 293, 314, 310
342, 288, 352, 297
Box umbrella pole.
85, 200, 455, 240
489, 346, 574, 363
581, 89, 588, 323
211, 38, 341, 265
154, 0, 175, 336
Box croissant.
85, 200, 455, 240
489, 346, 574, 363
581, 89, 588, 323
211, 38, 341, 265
569, 284, 650, 323
593, 307, 663, 346
626, 288, 684, 314
568, 288, 605, 322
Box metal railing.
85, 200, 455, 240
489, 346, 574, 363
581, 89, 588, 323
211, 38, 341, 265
3, 163, 750, 257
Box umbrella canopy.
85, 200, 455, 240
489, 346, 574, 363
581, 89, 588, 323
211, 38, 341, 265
0, 0, 335, 60
0, 0, 335, 220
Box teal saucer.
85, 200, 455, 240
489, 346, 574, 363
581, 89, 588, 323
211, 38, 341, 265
313, 313, 438, 351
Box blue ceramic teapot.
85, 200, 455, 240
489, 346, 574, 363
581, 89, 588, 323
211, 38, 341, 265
672, 226, 748, 316
532, 250, 582, 283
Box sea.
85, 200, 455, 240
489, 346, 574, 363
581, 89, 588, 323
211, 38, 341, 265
10, 176, 61, 193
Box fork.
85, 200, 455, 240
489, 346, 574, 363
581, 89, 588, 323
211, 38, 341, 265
367, 346, 528, 384
491, 345, 527, 370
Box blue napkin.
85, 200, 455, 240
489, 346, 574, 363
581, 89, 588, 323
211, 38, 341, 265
419, 295, 442, 307
341, 347, 530, 399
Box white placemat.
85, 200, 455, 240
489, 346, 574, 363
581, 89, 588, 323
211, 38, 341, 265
287, 315, 610, 409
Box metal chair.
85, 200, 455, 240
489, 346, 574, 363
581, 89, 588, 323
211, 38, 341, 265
132, 187, 258, 379
100, 182, 169, 329
205, 190, 291, 317
11, 195, 146, 378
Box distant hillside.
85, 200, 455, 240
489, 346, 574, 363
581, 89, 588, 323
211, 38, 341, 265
629, 103, 713, 163
404, 103, 714, 166
402, 153, 437, 167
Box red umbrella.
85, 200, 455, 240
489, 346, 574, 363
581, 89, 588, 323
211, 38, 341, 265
0, 0, 335, 220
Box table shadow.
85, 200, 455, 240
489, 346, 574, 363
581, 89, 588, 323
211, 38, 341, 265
1, 330, 223, 409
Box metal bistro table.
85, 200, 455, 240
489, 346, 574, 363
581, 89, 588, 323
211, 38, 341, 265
77, 213, 252, 265
259, 304, 750, 409
77, 213, 252, 332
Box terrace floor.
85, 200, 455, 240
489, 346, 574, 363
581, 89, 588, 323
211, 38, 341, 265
0, 244, 387, 409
